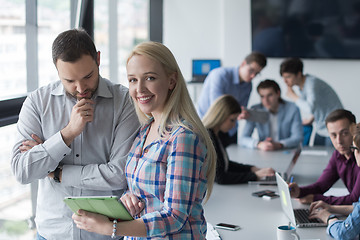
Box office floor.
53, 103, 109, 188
0, 198, 36, 240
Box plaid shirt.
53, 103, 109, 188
124, 120, 209, 239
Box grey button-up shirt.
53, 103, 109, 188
11, 77, 140, 240
295, 74, 343, 137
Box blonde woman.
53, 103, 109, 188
203, 94, 274, 184
72, 41, 216, 239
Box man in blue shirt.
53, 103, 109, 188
239, 79, 303, 150
197, 52, 267, 147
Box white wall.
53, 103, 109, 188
164, 0, 360, 120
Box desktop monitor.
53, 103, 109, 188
191, 59, 221, 82
251, 0, 360, 59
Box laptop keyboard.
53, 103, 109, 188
294, 209, 322, 223
265, 175, 276, 181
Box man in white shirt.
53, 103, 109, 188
280, 57, 343, 146
11, 29, 140, 240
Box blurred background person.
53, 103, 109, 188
197, 52, 267, 147
239, 79, 303, 151
203, 94, 275, 184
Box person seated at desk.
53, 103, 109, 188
239, 79, 303, 151
202, 94, 275, 184
289, 109, 360, 205
308, 122, 360, 240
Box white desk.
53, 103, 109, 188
204, 145, 341, 239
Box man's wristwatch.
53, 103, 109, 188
53, 167, 62, 183
327, 214, 338, 224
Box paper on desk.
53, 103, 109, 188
301, 150, 328, 156
324, 187, 349, 196
206, 222, 221, 240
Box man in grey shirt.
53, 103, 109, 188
280, 57, 343, 146
11, 29, 140, 239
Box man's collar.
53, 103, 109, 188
336, 150, 355, 163
234, 66, 242, 84
270, 101, 283, 114
95, 76, 113, 98
51, 81, 64, 96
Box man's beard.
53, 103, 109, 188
67, 88, 97, 101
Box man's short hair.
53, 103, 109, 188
52, 28, 98, 66
244, 52, 267, 68
257, 79, 281, 92
257, 79, 283, 103
280, 58, 303, 75
325, 109, 356, 126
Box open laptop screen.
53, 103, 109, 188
276, 172, 297, 226
275, 172, 326, 228
283, 145, 302, 181
192, 59, 221, 82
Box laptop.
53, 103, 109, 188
248, 145, 302, 185
191, 59, 221, 82
276, 172, 326, 228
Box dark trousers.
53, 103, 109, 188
302, 125, 313, 146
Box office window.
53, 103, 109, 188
0, 0, 26, 100
0, 124, 29, 206
94, 0, 149, 87
0, 124, 33, 238
118, 0, 149, 86
0, 0, 156, 237
94, 0, 110, 79
0, 1, 31, 237
38, 0, 70, 87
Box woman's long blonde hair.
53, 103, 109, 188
202, 94, 241, 130
127, 41, 216, 201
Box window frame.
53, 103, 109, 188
0, 0, 163, 231
1, 0, 163, 128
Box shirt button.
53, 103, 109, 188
144, 149, 148, 153
345, 223, 349, 228
76, 154, 79, 157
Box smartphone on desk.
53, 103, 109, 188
252, 190, 279, 199
215, 223, 241, 231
